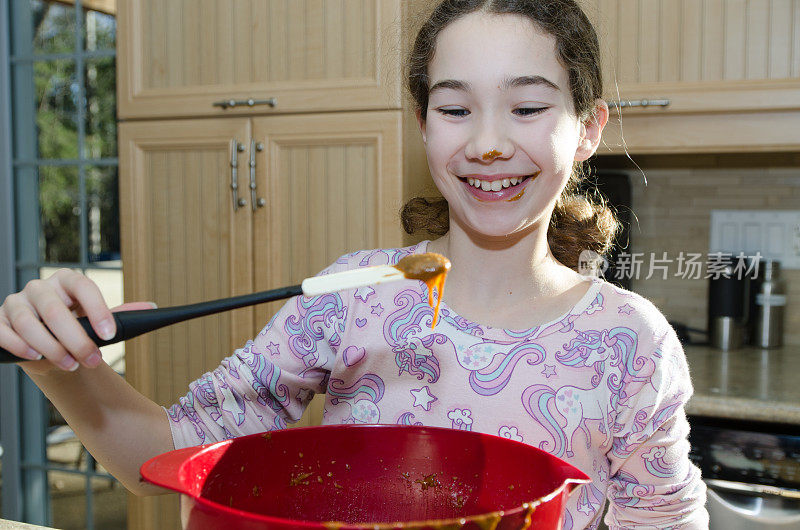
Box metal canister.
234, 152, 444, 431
708, 262, 749, 351
753, 260, 786, 348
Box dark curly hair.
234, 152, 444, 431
401, 0, 619, 271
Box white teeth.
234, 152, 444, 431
466, 176, 526, 191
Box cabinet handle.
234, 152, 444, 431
249, 141, 265, 212
231, 140, 246, 211
607, 98, 670, 109
213, 98, 277, 110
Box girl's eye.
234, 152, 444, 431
513, 107, 547, 117
436, 107, 469, 117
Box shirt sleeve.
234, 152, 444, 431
164, 263, 350, 449
605, 328, 709, 529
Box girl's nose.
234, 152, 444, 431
464, 119, 513, 162
481, 149, 503, 161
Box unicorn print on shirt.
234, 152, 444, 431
522, 327, 643, 457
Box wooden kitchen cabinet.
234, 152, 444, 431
120, 111, 403, 428
117, 1, 411, 526
117, 0, 402, 119
119, 118, 255, 530
579, 0, 800, 153
120, 111, 402, 528
250, 111, 404, 328
249, 111, 404, 427
584, 0, 800, 113
119, 118, 255, 405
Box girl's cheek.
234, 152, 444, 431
426, 124, 465, 165
551, 116, 584, 155
427, 120, 458, 146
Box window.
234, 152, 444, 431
1, 1, 125, 528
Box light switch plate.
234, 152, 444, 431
710, 210, 800, 269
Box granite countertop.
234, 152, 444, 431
684, 344, 800, 424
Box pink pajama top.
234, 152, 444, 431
166, 241, 708, 529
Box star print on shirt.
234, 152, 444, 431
410, 386, 436, 411
618, 303, 634, 315
370, 303, 384, 317
460, 351, 488, 366
354, 286, 375, 303
266, 342, 280, 356
541, 364, 557, 378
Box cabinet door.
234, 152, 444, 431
251, 111, 403, 426
120, 118, 255, 402
117, 0, 402, 119
120, 118, 255, 528
582, 0, 800, 114
579, 0, 800, 153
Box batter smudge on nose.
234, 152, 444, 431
482, 149, 502, 160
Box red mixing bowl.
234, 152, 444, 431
140, 424, 589, 529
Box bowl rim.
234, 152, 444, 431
141, 424, 591, 528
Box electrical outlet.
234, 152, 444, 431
710, 210, 800, 269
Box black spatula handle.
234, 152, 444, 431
0, 284, 303, 364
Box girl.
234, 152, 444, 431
0, 1, 708, 528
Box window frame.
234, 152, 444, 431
1, 0, 121, 527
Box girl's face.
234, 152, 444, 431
418, 12, 604, 241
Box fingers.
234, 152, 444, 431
49, 269, 116, 341
0, 269, 153, 372
9, 282, 93, 370
0, 269, 111, 371
0, 309, 42, 361
3, 291, 80, 370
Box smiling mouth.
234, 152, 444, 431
458, 174, 536, 192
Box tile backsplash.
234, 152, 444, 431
596, 153, 800, 347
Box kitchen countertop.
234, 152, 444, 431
0, 520, 53, 530
684, 344, 800, 424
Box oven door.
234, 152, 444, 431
707, 479, 800, 529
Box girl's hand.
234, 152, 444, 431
0, 269, 154, 375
